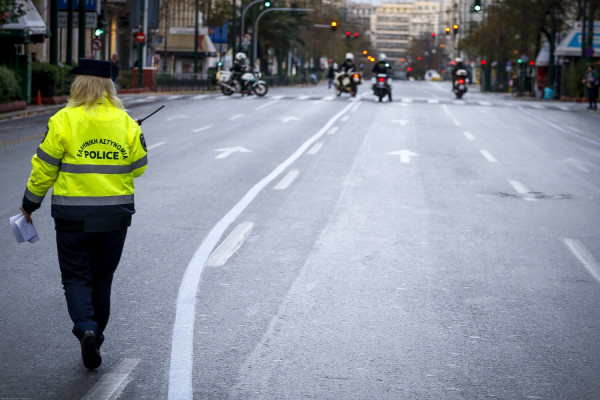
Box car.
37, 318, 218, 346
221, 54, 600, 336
424, 70, 442, 81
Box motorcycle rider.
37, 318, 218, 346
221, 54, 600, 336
451, 57, 470, 90
231, 52, 250, 94
372, 53, 392, 100
337, 52, 356, 90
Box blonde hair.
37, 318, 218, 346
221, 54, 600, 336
68, 75, 124, 111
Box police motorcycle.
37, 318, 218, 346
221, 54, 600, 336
451, 58, 469, 100
371, 54, 392, 102
334, 53, 362, 97
217, 53, 268, 97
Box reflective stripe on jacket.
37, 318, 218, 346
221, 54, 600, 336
24, 98, 147, 231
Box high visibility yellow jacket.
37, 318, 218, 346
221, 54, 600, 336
22, 98, 148, 232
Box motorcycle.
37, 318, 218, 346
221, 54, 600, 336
453, 68, 468, 99
334, 70, 362, 97
372, 73, 392, 102
217, 68, 268, 97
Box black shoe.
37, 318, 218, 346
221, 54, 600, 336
80, 331, 102, 370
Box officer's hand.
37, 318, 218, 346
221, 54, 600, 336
136, 119, 142, 126
20, 206, 32, 224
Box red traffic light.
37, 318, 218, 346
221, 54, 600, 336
529, 61, 535, 66
353, 32, 359, 38
407, 67, 412, 72
431, 32, 436, 38
481, 59, 487, 65
345, 31, 351, 38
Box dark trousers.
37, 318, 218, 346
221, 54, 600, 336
587, 87, 598, 109
56, 229, 127, 344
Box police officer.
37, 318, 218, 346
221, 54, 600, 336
372, 53, 392, 100
451, 57, 470, 89
337, 52, 356, 90
19, 58, 148, 370
231, 52, 249, 94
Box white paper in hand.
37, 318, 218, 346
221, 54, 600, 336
10, 213, 40, 243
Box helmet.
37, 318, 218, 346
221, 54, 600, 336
455, 57, 463, 63
379, 53, 387, 61
345, 52, 354, 62
235, 52, 247, 61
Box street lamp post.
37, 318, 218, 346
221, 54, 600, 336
253, 8, 313, 66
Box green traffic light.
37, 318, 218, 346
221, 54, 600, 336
517, 58, 523, 64
94, 28, 104, 37
264, 1, 271, 7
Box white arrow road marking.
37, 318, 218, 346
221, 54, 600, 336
281, 116, 300, 123
392, 120, 409, 126
81, 358, 140, 400
564, 238, 600, 284
214, 146, 252, 159
509, 180, 537, 201
274, 169, 300, 190
386, 150, 419, 163
479, 149, 498, 162
192, 125, 214, 133
147, 141, 166, 150
166, 115, 188, 121
206, 222, 254, 267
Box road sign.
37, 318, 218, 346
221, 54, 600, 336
91, 38, 103, 50
135, 32, 146, 43
586, 46, 595, 57
57, 11, 97, 28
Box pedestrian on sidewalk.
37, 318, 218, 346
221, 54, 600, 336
19, 58, 148, 370
582, 64, 598, 110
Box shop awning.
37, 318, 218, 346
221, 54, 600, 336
0, 0, 50, 43
556, 22, 600, 58
156, 30, 217, 56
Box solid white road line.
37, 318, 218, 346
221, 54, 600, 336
166, 115, 187, 121
81, 358, 140, 400
442, 104, 451, 116
192, 125, 214, 133
479, 149, 498, 162
453, 119, 461, 126
167, 101, 356, 400
463, 131, 475, 140
229, 114, 244, 120
307, 141, 324, 155
273, 169, 300, 190
564, 238, 600, 284
206, 222, 254, 267
147, 141, 166, 150
509, 180, 537, 201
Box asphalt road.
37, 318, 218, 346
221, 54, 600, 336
1, 80, 600, 400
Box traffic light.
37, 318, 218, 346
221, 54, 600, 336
94, 20, 107, 37
345, 31, 351, 38
264, 1, 271, 7
431, 32, 436, 38
362, 50, 368, 55
529, 61, 535, 66
353, 32, 359, 38
445, 27, 451, 36
453, 24, 459, 35
473, 0, 482, 12
330, 21, 337, 31
480, 59, 487, 66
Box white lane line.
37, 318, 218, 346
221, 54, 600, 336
206, 222, 254, 267
564, 238, 600, 284
272, 95, 284, 100
273, 169, 300, 190
479, 101, 492, 106
192, 94, 211, 100
427, 99, 439, 104
509, 180, 537, 201
297, 95, 310, 100
192, 125, 214, 133
463, 131, 475, 140
479, 149, 498, 163
167, 101, 356, 400
402, 98, 413, 103
229, 114, 244, 120
519, 108, 600, 147
327, 126, 338, 135
442, 104, 451, 116
81, 358, 140, 400
307, 141, 324, 155
322, 96, 335, 101
340, 115, 350, 122
255, 100, 279, 110
166, 115, 187, 121
453, 119, 461, 127
168, 95, 184, 100
147, 141, 166, 150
